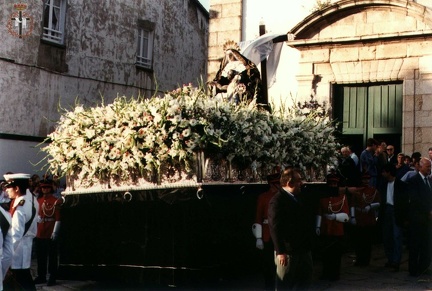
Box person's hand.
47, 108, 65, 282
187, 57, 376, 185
325, 213, 336, 220
51, 232, 58, 241
363, 205, 371, 213
4, 269, 13, 282
277, 254, 288, 266
316, 227, 320, 236
256, 238, 264, 250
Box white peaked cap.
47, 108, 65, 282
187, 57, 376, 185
3, 173, 31, 181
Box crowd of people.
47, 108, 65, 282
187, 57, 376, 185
0, 173, 63, 290
253, 140, 432, 290
0, 140, 430, 290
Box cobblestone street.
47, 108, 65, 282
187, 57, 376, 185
32, 243, 432, 290
311, 245, 432, 291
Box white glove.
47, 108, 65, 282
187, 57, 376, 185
51, 232, 58, 241
51, 221, 61, 241
252, 223, 262, 239
370, 202, 380, 210
350, 206, 355, 218
350, 217, 357, 225
325, 213, 336, 220
256, 238, 264, 250
315, 215, 321, 235
363, 205, 371, 213
335, 213, 349, 223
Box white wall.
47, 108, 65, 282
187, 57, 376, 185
242, 0, 317, 40
242, 0, 317, 108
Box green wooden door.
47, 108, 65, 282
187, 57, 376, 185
334, 83, 402, 149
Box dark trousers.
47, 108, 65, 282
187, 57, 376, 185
320, 236, 343, 280
276, 251, 313, 291
259, 241, 275, 291
35, 238, 59, 280
353, 225, 375, 265
409, 221, 432, 276
6, 269, 36, 291
382, 205, 403, 265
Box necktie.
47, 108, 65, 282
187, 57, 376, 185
425, 177, 431, 190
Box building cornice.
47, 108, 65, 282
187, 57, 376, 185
290, 0, 432, 39
287, 30, 432, 48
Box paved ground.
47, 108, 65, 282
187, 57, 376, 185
311, 246, 432, 291
33, 243, 432, 291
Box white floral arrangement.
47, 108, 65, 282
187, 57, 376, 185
41, 84, 339, 190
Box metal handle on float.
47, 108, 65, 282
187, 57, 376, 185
54, 195, 66, 207
123, 191, 132, 202
196, 188, 204, 200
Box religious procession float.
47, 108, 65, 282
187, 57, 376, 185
40, 46, 339, 287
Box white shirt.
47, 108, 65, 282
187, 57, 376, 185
386, 180, 395, 205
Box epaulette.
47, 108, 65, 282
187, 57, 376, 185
18, 200, 25, 206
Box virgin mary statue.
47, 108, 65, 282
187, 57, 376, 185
208, 41, 263, 104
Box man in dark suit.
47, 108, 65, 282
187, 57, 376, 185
339, 146, 361, 187
268, 168, 342, 289
386, 145, 397, 165
406, 157, 432, 276
379, 163, 408, 272
268, 168, 313, 290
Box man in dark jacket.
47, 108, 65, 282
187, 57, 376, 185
406, 157, 432, 276
268, 168, 343, 289
386, 145, 397, 165
339, 146, 361, 187
268, 168, 313, 290
379, 163, 408, 272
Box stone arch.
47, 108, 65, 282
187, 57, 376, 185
286, 0, 432, 154
290, 0, 432, 39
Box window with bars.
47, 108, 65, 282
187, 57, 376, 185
42, 0, 66, 45
136, 20, 155, 69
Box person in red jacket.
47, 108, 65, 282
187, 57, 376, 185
349, 173, 381, 267
252, 171, 280, 291
33, 179, 61, 286
315, 174, 349, 281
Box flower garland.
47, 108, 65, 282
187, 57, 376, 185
40, 84, 339, 187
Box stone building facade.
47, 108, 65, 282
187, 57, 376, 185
208, 0, 432, 156
0, 0, 208, 174
208, 0, 242, 81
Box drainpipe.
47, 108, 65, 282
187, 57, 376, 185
413, 69, 418, 151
